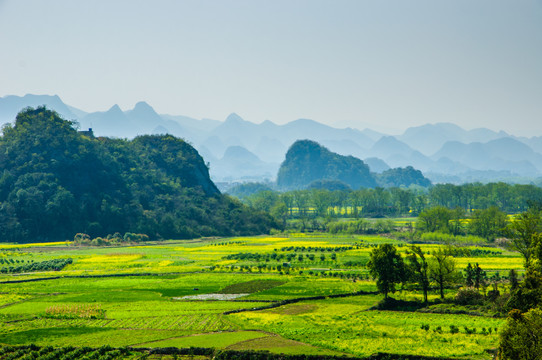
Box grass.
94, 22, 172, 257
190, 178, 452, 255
218, 279, 286, 294
137, 331, 267, 348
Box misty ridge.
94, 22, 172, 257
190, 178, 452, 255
2, 94, 542, 187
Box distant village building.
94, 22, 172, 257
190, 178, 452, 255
78, 128, 94, 137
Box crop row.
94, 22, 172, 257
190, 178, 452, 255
0, 258, 73, 274
223, 252, 340, 262
276, 246, 358, 252
0, 344, 134, 360
3, 344, 442, 360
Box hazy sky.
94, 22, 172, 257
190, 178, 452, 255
1, 0, 541, 136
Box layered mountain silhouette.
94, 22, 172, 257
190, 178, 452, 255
398, 123, 508, 155
210, 146, 279, 182
2, 94, 542, 184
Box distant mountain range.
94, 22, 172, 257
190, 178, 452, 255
1, 94, 542, 184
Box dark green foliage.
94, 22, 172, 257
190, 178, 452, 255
463, 263, 486, 290
0, 107, 277, 242
509, 269, 519, 291
367, 244, 407, 299
417, 206, 464, 235
499, 308, 542, 360
306, 179, 352, 191
226, 182, 273, 200
504, 208, 542, 265
469, 206, 508, 241
277, 140, 377, 190
370, 297, 428, 312
449, 325, 459, 334
0, 258, 72, 273
327, 219, 395, 235
454, 287, 484, 305
236, 183, 542, 222
506, 267, 542, 313
406, 246, 430, 303
2, 343, 418, 360
376, 166, 431, 188
72, 232, 149, 246
429, 249, 460, 299
445, 247, 500, 257
0, 344, 137, 360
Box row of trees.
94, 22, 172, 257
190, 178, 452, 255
73, 232, 149, 246
233, 183, 542, 222
367, 243, 460, 302
417, 205, 508, 241
0, 258, 73, 273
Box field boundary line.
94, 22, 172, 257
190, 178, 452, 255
223, 290, 378, 315
0, 272, 184, 284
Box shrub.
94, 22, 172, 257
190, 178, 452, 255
499, 308, 542, 360
454, 287, 484, 305
450, 325, 459, 334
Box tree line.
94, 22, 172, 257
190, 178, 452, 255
232, 182, 542, 222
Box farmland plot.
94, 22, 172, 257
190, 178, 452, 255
0, 234, 521, 358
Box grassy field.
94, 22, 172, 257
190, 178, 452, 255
0, 233, 521, 358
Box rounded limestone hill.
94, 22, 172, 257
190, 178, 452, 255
0, 106, 278, 243
277, 140, 377, 190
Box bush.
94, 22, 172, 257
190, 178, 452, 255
454, 287, 484, 305
450, 325, 459, 334
499, 308, 542, 360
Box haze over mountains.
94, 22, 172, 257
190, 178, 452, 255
2, 94, 542, 185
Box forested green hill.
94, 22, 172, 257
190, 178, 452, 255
277, 140, 377, 190
0, 107, 277, 243
276, 140, 431, 191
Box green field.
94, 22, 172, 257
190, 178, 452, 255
0, 234, 522, 359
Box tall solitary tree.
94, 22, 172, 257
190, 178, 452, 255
473, 263, 486, 290
464, 263, 475, 287
406, 245, 430, 303
367, 244, 406, 299
429, 248, 460, 299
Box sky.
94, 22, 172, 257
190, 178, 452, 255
0, 0, 541, 136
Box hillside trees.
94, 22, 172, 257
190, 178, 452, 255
376, 166, 431, 188
0, 107, 278, 242
277, 140, 377, 190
